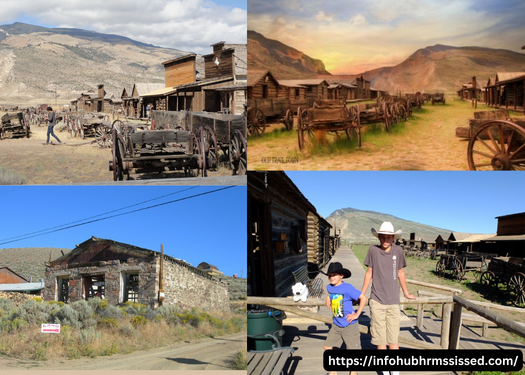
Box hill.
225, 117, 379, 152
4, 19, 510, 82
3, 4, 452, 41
247, 31, 525, 93
361, 44, 525, 94
0, 247, 71, 281
326, 207, 464, 243
0, 22, 189, 104
248, 30, 330, 79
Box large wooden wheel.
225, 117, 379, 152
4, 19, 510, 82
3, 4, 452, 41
229, 129, 246, 175
95, 125, 112, 148
283, 109, 293, 131
435, 259, 446, 277
247, 107, 266, 136
467, 120, 525, 170
452, 258, 465, 282
297, 107, 305, 150
480, 270, 497, 294
472, 260, 488, 281
508, 272, 525, 308
201, 126, 218, 171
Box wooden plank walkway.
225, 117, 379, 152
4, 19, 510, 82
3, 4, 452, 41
278, 245, 525, 375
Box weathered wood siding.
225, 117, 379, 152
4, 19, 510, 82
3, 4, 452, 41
165, 60, 196, 87
497, 215, 525, 236
0, 268, 26, 284
205, 49, 234, 79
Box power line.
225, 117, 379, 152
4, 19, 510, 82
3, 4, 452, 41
0, 186, 236, 246
0, 186, 198, 243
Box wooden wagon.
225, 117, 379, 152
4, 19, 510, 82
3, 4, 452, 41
296, 104, 360, 150
406, 93, 424, 110
151, 110, 247, 175
108, 127, 205, 181
435, 252, 488, 282
479, 257, 525, 307
247, 98, 300, 135
357, 102, 391, 132
463, 110, 525, 170
0, 112, 30, 139
431, 93, 446, 105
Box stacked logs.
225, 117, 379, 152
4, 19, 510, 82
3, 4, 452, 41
0, 291, 38, 307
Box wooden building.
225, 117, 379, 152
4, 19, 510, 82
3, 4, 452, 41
248, 70, 281, 101
457, 76, 481, 100
122, 83, 164, 118
278, 79, 329, 106
44, 236, 230, 311
484, 72, 525, 114
0, 266, 27, 284
479, 212, 525, 257
248, 172, 332, 298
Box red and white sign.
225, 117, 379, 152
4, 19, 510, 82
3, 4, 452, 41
41, 324, 60, 333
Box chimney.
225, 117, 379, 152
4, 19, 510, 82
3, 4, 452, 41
472, 76, 477, 90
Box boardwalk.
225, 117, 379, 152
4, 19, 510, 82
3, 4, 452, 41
279, 245, 525, 375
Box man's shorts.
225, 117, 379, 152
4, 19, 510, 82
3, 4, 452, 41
325, 321, 361, 349
369, 298, 400, 346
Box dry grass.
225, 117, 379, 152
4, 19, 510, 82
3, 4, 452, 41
248, 98, 520, 171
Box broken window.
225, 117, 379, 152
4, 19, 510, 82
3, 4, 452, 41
122, 273, 139, 303
83, 275, 105, 299
57, 277, 69, 303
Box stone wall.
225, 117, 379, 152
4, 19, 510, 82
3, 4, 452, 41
162, 258, 230, 312
44, 255, 230, 311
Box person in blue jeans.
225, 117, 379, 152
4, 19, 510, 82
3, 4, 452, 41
45, 106, 61, 144
323, 262, 367, 375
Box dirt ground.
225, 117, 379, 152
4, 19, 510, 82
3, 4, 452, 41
0, 122, 234, 184
0, 332, 246, 370
247, 99, 522, 171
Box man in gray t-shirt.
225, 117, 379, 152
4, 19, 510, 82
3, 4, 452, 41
361, 222, 415, 354
45, 106, 61, 144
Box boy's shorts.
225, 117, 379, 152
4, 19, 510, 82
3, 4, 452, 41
325, 321, 361, 349
369, 298, 400, 346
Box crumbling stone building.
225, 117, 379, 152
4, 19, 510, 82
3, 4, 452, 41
43, 236, 229, 311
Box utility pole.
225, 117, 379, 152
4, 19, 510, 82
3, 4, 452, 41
158, 244, 165, 306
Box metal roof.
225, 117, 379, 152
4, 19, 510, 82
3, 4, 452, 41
496, 72, 525, 84
0, 281, 44, 292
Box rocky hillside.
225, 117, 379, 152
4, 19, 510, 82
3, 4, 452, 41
362, 44, 525, 94
326, 207, 465, 244
0, 22, 189, 103
0, 247, 71, 281
248, 30, 330, 79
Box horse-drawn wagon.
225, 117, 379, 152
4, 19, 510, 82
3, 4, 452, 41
435, 252, 488, 282
479, 257, 525, 307
0, 112, 30, 139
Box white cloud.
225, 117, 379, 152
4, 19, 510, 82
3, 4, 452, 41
316, 11, 333, 22
0, 0, 246, 55
349, 14, 367, 26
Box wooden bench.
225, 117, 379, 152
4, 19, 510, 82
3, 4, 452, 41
248, 347, 295, 375
291, 265, 323, 298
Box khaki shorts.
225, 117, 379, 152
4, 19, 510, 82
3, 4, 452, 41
369, 298, 400, 346
325, 322, 361, 349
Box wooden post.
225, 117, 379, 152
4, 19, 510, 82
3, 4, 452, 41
449, 302, 463, 349
417, 303, 423, 329
441, 303, 452, 349
158, 244, 165, 306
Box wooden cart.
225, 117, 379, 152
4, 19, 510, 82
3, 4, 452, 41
431, 93, 446, 105
247, 97, 308, 136
479, 257, 525, 308
0, 112, 30, 139
357, 102, 391, 132
465, 110, 525, 170
435, 252, 488, 282
296, 104, 360, 150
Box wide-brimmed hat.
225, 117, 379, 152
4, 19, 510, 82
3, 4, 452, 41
371, 221, 402, 240
325, 262, 351, 278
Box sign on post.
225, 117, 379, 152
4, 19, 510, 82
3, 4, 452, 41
41, 324, 60, 333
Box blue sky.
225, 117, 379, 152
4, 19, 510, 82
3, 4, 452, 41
0, 0, 247, 55
0, 185, 246, 277
286, 171, 525, 234
248, 0, 525, 74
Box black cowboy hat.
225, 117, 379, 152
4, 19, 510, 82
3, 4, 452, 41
325, 262, 351, 279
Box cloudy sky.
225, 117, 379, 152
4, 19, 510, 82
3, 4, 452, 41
248, 0, 525, 74
0, 0, 246, 55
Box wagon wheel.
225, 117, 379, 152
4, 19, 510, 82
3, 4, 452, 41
472, 260, 488, 281
247, 107, 266, 136
382, 104, 391, 132
435, 259, 446, 277
283, 109, 293, 131
68, 117, 76, 137
508, 272, 525, 308
480, 271, 498, 294
95, 125, 112, 148
229, 129, 247, 175
112, 119, 126, 135
452, 258, 465, 282
202, 126, 218, 171
111, 128, 119, 181
467, 120, 525, 170
406, 101, 413, 117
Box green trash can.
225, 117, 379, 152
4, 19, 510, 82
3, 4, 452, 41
247, 309, 287, 351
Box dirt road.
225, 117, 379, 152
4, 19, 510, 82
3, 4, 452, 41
0, 332, 246, 370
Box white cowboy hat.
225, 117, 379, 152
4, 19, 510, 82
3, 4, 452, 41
371, 221, 402, 240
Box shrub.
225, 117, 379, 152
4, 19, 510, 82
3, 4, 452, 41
96, 304, 122, 320
131, 315, 147, 327
0, 167, 26, 185
143, 308, 159, 321
10, 299, 55, 325
232, 349, 247, 370
97, 316, 118, 329
78, 327, 100, 346
157, 305, 181, 319
122, 301, 147, 316
70, 300, 96, 329
52, 305, 80, 328
118, 324, 134, 337
0, 299, 15, 313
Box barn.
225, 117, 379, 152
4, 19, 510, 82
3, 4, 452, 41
44, 236, 230, 311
